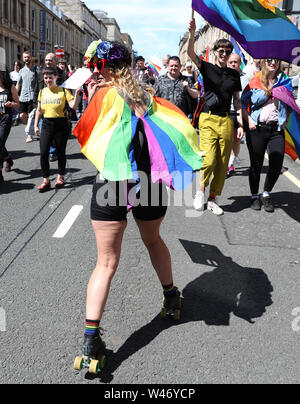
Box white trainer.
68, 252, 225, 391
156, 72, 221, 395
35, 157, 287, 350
25, 135, 33, 143
193, 190, 205, 211
207, 199, 224, 216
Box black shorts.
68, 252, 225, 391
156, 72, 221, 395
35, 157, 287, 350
91, 175, 168, 222
19, 101, 34, 114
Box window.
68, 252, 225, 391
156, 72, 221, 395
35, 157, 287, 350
3, 0, 8, 19
20, 3, 26, 28
60, 28, 64, 47
32, 41, 36, 57
54, 24, 58, 46
32, 9, 36, 32
65, 32, 68, 51
46, 19, 50, 41
11, 0, 18, 24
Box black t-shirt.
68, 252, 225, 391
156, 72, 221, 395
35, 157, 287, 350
0, 88, 13, 116
200, 61, 241, 113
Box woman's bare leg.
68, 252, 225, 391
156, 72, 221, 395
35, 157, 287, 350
86, 220, 127, 321
134, 217, 173, 286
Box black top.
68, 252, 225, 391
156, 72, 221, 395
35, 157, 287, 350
200, 61, 241, 114
0, 88, 13, 116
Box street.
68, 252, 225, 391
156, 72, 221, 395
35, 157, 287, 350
1, 122, 300, 384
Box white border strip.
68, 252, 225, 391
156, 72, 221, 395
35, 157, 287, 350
53, 205, 84, 239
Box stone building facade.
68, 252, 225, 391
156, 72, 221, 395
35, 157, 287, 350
53, 0, 108, 50
0, 0, 85, 69
0, 0, 30, 68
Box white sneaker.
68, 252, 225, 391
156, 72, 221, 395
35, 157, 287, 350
207, 199, 224, 216
193, 190, 205, 211
25, 135, 33, 143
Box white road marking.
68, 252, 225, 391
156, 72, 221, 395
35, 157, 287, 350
53, 205, 84, 239
265, 153, 300, 189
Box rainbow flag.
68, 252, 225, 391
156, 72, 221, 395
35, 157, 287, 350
146, 56, 162, 77
230, 36, 247, 69
192, 0, 300, 64
285, 111, 300, 162
73, 87, 203, 190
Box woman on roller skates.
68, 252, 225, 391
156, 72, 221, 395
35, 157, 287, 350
73, 41, 203, 374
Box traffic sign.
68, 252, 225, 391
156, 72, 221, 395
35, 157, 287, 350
56, 48, 65, 58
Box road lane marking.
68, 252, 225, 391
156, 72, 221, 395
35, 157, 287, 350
53, 205, 83, 239
265, 153, 300, 189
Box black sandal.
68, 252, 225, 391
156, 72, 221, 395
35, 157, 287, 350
5, 157, 14, 172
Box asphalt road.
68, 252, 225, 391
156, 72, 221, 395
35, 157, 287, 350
0, 122, 300, 384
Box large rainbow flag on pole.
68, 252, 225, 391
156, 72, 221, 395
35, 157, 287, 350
73, 87, 203, 190
192, 0, 300, 65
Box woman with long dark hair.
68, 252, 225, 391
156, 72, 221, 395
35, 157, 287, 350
0, 69, 20, 183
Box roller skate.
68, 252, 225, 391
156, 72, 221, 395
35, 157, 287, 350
160, 287, 182, 321
74, 329, 107, 374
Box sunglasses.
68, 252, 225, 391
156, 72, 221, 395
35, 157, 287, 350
217, 49, 232, 56
89, 60, 106, 73
266, 58, 280, 65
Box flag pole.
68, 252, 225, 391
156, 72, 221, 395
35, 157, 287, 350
191, 9, 195, 19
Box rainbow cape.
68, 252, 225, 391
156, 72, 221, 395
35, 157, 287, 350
192, 0, 300, 64
244, 72, 300, 161
73, 87, 203, 190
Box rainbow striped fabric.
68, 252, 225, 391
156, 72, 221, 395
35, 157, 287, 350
73, 87, 203, 190
285, 111, 300, 162
146, 57, 162, 77
192, 0, 300, 64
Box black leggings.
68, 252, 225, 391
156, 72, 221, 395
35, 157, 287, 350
0, 114, 12, 169
40, 118, 69, 178
246, 127, 285, 195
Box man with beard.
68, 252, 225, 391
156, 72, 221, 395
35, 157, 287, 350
16, 52, 37, 143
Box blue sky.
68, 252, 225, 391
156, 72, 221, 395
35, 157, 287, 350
85, 0, 204, 63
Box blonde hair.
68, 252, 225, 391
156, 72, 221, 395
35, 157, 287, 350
260, 59, 282, 96
111, 65, 153, 104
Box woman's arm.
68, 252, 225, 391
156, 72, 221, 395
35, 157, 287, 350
34, 102, 42, 136
5, 85, 20, 109
233, 92, 244, 138
183, 81, 199, 99
241, 89, 256, 131
68, 88, 81, 110
187, 18, 202, 70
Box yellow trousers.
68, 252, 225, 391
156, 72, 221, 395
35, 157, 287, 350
199, 112, 234, 196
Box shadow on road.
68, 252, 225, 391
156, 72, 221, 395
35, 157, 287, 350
222, 191, 300, 223
86, 241, 273, 383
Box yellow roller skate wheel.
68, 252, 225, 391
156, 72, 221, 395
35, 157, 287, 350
160, 307, 167, 319
74, 356, 84, 371
89, 359, 100, 374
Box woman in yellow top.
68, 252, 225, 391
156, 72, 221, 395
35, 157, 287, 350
34, 67, 80, 192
